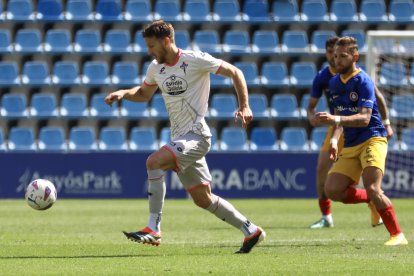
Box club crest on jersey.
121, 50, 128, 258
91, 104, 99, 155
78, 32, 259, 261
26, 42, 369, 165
162, 74, 188, 95
349, 91, 358, 101
180, 62, 188, 75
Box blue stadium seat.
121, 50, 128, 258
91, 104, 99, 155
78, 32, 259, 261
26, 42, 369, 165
141, 61, 151, 82
193, 30, 222, 54
272, 0, 300, 23
387, 133, 399, 151
38, 127, 67, 151
183, 0, 212, 23
154, 0, 183, 22
261, 62, 289, 88
280, 127, 309, 151
0, 1, 3, 21
330, 0, 359, 23
99, 127, 128, 151
22, 61, 50, 86
223, 31, 251, 55
209, 94, 237, 119
0, 30, 12, 53
150, 94, 168, 119
390, 95, 414, 119
90, 93, 119, 118
95, 0, 123, 22
220, 127, 249, 151
301, 0, 329, 23
210, 127, 219, 151
5, 0, 35, 21
36, 0, 64, 21
120, 100, 149, 118
74, 30, 103, 54
242, 0, 271, 23
249, 94, 269, 120
124, 0, 153, 22
69, 127, 98, 151
311, 30, 337, 53
52, 61, 81, 86
159, 127, 171, 146
82, 61, 110, 86
389, 0, 414, 23
212, 0, 244, 23
60, 93, 89, 118
14, 29, 42, 53
290, 62, 317, 88
44, 29, 72, 53
1, 93, 29, 118
411, 63, 414, 85
210, 73, 231, 88
401, 40, 414, 54
359, 0, 388, 23
341, 29, 366, 53
310, 126, 328, 151
8, 127, 36, 151
234, 62, 260, 87
65, 0, 94, 21
270, 94, 300, 120
379, 62, 408, 87
300, 94, 328, 117
0, 128, 6, 152
129, 127, 158, 151
112, 62, 140, 86
175, 30, 191, 50
252, 31, 280, 55
281, 31, 309, 54
103, 30, 132, 54
30, 93, 59, 118
250, 127, 278, 151
134, 31, 148, 53
400, 128, 414, 151
0, 62, 20, 86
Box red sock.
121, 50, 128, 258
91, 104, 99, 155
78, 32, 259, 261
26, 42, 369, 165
319, 199, 332, 215
343, 187, 370, 204
378, 205, 401, 236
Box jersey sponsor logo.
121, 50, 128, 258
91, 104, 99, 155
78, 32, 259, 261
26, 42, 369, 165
162, 74, 188, 95
336, 106, 358, 113
159, 67, 166, 74
349, 91, 358, 101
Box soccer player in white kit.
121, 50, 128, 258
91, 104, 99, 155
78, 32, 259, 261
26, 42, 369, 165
104, 20, 265, 253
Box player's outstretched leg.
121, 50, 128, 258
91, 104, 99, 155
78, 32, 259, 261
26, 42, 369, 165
123, 227, 162, 246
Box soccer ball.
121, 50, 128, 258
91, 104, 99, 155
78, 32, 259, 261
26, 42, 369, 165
25, 179, 57, 210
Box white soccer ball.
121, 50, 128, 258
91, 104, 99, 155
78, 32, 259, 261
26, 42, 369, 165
25, 179, 57, 210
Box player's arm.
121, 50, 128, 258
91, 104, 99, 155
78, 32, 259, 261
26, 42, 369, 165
374, 86, 394, 138
306, 96, 320, 126
314, 107, 372, 127
329, 110, 343, 161
104, 84, 158, 107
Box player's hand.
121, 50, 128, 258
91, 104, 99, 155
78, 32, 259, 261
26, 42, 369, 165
314, 112, 334, 125
385, 124, 394, 140
235, 106, 253, 128
104, 90, 125, 107
329, 144, 338, 161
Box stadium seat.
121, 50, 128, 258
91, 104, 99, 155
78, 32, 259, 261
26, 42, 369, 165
129, 127, 158, 151
270, 94, 300, 120
52, 61, 81, 86
310, 126, 328, 151
234, 62, 260, 87
82, 61, 110, 86
150, 94, 168, 119
124, 0, 153, 22
387, 133, 399, 151
30, 93, 59, 118
22, 61, 50, 86
301, 0, 329, 23
389, 0, 414, 23
8, 127, 36, 151
154, 0, 183, 22
65, 0, 94, 21
141, 61, 152, 82
252, 31, 280, 55
90, 93, 119, 118
400, 128, 414, 150
242, 0, 271, 23
69, 127, 98, 151
280, 127, 309, 151
0, 30, 12, 53
38, 127, 67, 151
411, 63, 414, 85
390, 95, 414, 119
261, 62, 289, 88
120, 100, 149, 118
210, 73, 231, 88
183, 0, 212, 23
290, 62, 317, 88
300, 94, 328, 117
272, 0, 300, 23
103, 30, 132, 54
220, 127, 249, 151
311, 31, 337, 53
36, 0, 64, 21
223, 31, 251, 55
210, 127, 219, 151
0, 128, 6, 151
112, 62, 140, 86
175, 30, 191, 50
401, 39, 414, 54
209, 94, 237, 119
281, 31, 309, 54
250, 127, 278, 151
74, 30, 103, 54
379, 62, 408, 87
249, 94, 270, 120
1, 93, 29, 118
95, 0, 123, 22
359, 0, 388, 23
0, 62, 20, 86
44, 29, 72, 53
212, 0, 244, 23
193, 30, 222, 54
14, 29, 42, 53
330, 0, 359, 23
99, 127, 128, 151
159, 127, 171, 146
60, 93, 89, 118
134, 31, 148, 53
341, 29, 366, 53
5, 0, 36, 21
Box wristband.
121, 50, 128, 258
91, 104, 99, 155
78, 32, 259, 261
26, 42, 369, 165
330, 138, 338, 145
334, 115, 341, 125
382, 119, 390, 126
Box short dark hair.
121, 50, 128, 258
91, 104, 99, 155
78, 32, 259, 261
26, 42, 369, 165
142, 20, 175, 43
325, 36, 340, 49
335, 36, 359, 54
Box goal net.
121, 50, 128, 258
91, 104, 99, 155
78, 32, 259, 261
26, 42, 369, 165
366, 30, 414, 198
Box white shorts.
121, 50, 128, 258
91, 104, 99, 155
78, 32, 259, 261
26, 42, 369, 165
162, 132, 212, 191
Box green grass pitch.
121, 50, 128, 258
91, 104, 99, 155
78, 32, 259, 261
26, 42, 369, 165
0, 199, 413, 275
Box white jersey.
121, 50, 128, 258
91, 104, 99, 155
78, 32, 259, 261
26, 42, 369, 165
144, 49, 223, 139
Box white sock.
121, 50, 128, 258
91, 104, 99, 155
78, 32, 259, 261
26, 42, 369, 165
148, 213, 162, 233
147, 169, 165, 233
323, 214, 333, 224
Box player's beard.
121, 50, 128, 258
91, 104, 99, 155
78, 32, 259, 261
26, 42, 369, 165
154, 47, 168, 64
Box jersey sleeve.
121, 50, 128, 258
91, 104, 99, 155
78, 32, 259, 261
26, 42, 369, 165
143, 61, 158, 87
193, 51, 223, 74
358, 76, 375, 109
